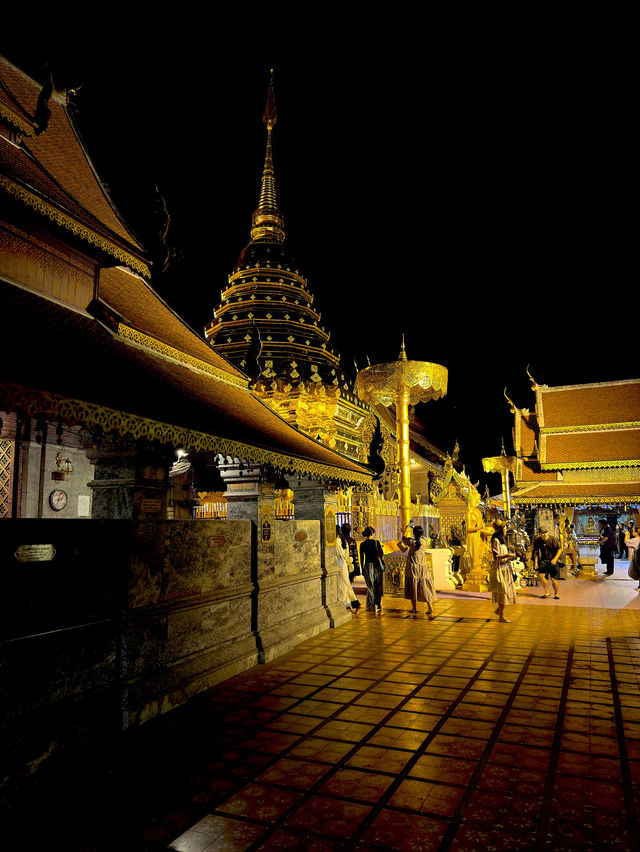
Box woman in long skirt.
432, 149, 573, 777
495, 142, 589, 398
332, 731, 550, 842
335, 527, 358, 613
398, 525, 437, 618
489, 519, 518, 622
360, 526, 385, 612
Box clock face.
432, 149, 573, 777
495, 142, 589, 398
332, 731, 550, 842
49, 489, 68, 511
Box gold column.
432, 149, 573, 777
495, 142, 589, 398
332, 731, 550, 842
355, 338, 447, 534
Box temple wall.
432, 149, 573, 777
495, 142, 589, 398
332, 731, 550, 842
0, 516, 342, 780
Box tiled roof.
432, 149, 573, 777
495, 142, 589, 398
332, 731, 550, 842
539, 379, 640, 428
543, 429, 640, 467
0, 282, 372, 483
98, 267, 246, 381
0, 56, 145, 261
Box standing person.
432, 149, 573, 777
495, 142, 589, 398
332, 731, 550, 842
626, 526, 640, 590
598, 519, 616, 577
335, 527, 358, 613
341, 523, 361, 582
533, 527, 563, 598
488, 519, 518, 622
360, 527, 385, 613
619, 522, 629, 560
398, 524, 437, 619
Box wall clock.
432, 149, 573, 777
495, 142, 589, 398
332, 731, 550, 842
49, 489, 68, 511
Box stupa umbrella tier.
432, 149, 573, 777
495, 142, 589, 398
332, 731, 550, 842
356, 342, 448, 532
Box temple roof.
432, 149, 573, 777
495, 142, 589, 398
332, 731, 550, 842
0, 56, 148, 276
0, 282, 373, 485
511, 481, 640, 507
538, 379, 640, 428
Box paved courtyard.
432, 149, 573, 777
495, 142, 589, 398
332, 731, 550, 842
3, 562, 640, 850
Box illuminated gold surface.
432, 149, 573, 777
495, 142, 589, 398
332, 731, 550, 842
356, 341, 447, 530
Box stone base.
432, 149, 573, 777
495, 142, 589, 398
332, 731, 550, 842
463, 570, 489, 592
580, 557, 598, 576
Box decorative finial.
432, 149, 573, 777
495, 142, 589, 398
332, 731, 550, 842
501, 438, 506, 456
526, 364, 538, 392
251, 69, 285, 243
398, 335, 407, 361
503, 387, 517, 414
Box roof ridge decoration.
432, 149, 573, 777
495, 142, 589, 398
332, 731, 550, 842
0, 174, 150, 278
251, 69, 285, 244
0, 382, 373, 487
540, 421, 640, 435
116, 323, 249, 389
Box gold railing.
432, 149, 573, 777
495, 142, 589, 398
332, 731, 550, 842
193, 491, 228, 519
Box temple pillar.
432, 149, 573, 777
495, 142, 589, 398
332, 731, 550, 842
293, 477, 351, 628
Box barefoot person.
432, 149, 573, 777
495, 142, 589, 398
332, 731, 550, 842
398, 524, 437, 619
533, 527, 563, 598
489, 519, 518, 622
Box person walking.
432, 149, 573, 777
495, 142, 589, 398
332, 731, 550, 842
398, 524, 437, 619
598, 519, 616, 577
335, 526, 358, 613
488, 519, 518, 622
533, 527, 563, 598
341, 523, 361, 583
627, 526, 640, 590
360, 527, 385, 613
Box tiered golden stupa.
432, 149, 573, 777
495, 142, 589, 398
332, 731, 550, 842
205, 71, 368, 458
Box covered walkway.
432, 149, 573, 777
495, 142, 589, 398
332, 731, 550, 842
4, 565, 640, 850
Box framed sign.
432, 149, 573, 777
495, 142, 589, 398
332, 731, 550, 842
325, 507, 336, 545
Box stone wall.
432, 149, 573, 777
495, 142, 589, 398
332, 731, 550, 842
1, 515, 347, 776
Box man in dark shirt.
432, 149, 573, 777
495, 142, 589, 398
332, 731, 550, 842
599, 519, 616, 577
533, 527, 563, 599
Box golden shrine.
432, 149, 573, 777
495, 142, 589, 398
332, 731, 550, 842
203, 71, 456, 543
204, 71, 368, 460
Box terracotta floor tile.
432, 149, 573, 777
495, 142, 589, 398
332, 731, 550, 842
318, 767, 394, 802
410, 754, 476, 785
217, 783, 301, 820
285, 795, 372, 837
362, 807, 448, 850
345, 745, 412, 774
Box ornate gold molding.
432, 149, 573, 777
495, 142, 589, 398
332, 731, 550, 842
116, 324, 248, 390
540, 422, 640, 434
541, 459, 640, 471
0, 175, 150, 278
0, 102, 34, 136
0, 382, 373, 487
512, 494, 640, 507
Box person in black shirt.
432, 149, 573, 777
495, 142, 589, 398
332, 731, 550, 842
533, 527, 562, 599
599, 519, 616, 577
360, 526, 385, 612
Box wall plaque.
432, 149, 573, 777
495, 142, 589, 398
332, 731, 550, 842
325, 507, 336, 546
295, 530, 308, 542
15, 544, 56, 563
262, 519, 271, 542
208, 535, 226, 548
141, 498, 161, 513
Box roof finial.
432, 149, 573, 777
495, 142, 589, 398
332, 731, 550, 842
526, 363, 538, 392
398, 334, 407, 361
251, 69, 285, 243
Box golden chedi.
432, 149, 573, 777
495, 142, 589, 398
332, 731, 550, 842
205, 71, 367, 457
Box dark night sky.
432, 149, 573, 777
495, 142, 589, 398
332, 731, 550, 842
3, 19, 635, 488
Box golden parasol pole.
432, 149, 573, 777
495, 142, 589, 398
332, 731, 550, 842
482, 441, 517, 520
355, 337, 448, 535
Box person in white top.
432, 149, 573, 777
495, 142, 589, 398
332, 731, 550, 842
488, 519, 519, 623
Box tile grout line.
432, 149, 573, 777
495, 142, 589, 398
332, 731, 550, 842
435, 608, 559, 851
606, 625, 640, 850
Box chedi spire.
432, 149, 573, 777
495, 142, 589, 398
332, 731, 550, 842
251, 69, 285, 244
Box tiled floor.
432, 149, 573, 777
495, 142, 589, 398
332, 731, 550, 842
164, 562, 640, 851
4, 561, 639, 850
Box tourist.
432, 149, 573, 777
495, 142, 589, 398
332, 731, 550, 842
627, 527, 640, 590
341, 523, 361, 582
533, 527, 563, 598
335, 526, 358, 613
398, 524, 437, 619
360, 527, 385, 612
488, 519, 518, 622
618, 522, 629, 559
598, 519, 616, 577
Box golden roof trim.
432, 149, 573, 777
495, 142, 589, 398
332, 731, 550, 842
540, 421, 640, 435
540, 459, 640, 471
0, 175, 150, 278
512, 494, 640, 506
0, 101, 35, 136
116, 323, 249, 390
0, 382, 374, 487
